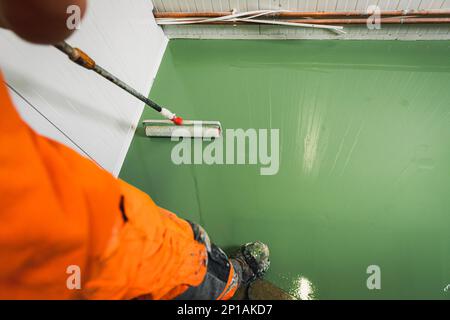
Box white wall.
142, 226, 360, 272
0, 0, 168, 176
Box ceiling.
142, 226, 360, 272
152, 0, 450, 39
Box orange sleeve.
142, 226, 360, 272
0, 74, 206, 299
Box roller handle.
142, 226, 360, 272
54, 41, 183, 125
54, 41, 96, 70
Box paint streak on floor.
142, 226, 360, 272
120, 40, 450, 299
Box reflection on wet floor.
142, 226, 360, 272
289, 276, 316, 300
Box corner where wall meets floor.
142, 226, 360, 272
120, 39, 450, 300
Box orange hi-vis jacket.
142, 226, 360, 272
0, 73, 208, 299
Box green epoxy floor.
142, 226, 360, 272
120, 40, 450, 299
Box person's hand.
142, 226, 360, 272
0, 0, 87, 44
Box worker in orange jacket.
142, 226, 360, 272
0, 0, 270, 300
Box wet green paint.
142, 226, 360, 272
120, 40, 450, 299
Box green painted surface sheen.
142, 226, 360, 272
120, 40, 450, 299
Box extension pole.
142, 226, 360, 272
54, 41, 183, 125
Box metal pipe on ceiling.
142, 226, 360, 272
177, 17, 450, 25
154, 9, 450, 19
286, 17, 450, 25
155, 9, 450, 31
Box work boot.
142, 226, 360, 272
231, 241, 270, 286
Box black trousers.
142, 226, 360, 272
175, 222, 240, 300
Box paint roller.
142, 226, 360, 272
54, 41, 222, 138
